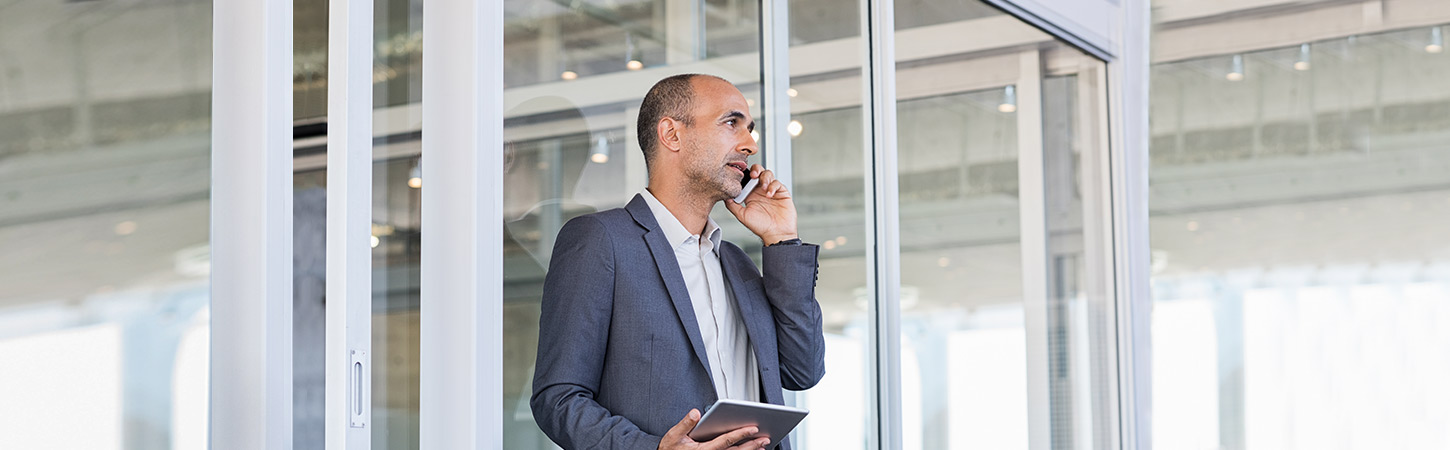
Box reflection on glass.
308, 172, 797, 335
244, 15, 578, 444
502, 1, 762, 448
898, 88, 1026, 450
294, 0, 425, 121
296, 0, 328, 120
786, 0, 871, 447
292, 0, 427, 446
368, 2, 426, 448
0, 0, 212, 448
294, 154, 424, 449
892, 1, 1114, 448
791, 104, 870, 450
1149, 6, 1450, 447
370, 154, 423, 449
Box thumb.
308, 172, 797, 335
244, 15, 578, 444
665, 409, 702, 441
724, 198, 745, 217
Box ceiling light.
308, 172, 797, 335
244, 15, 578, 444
1294, 43, 1311, 71
114, 221, 137, 236
408, 160, 422, 189
787, 120, 803, 137
1226, 54, 1245, 81
590, 134, 610, 164
370, 235, 381, 248
998, 85, 1017, 113
787, 88, 798, 97
624, 32, 642, 70
561, 71, 578, 80
1428, 27, 1444, 54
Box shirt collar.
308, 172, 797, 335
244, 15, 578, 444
640, 189, 722, 251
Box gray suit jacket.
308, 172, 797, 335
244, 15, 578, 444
531, 194, 826, 450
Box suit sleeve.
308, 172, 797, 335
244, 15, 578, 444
760, 243, 827, 391
531, 215, 663, 450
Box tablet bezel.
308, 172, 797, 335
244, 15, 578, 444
686, 399, 809, 449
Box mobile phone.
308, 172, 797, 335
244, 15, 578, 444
735, 169, 759, 204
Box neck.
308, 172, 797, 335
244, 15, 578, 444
646, 182, 715, 236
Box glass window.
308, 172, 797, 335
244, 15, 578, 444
291, 0, 426, 447
785, 0, 871, 448
292, 153, 422, 450
1150, 1, 1450, 447
892, 1, 1115, 449
0, 1, 212, 448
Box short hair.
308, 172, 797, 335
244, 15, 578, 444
636, 74, 723, 168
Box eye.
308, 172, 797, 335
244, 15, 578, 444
725, 119, 737, 127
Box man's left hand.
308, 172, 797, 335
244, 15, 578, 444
724, 164, 799, 245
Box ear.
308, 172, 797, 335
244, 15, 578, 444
657, 117, 684, 153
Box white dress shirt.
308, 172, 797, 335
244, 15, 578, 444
640, 189, 760, 402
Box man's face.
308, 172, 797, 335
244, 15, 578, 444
677, 78, 758, 201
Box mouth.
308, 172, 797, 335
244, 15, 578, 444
725, 161, 748, 175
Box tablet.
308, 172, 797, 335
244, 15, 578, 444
687, 399, 809, 449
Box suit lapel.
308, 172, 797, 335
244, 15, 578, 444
627, 195, 713, 376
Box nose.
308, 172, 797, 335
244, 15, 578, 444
737, 130, 758, 156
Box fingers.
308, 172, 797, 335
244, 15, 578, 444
747, 164, 777, 187
703, 426, 760, 450
726, 437, 772, 450
734, 164, 790, 205
662, 409, 701, 443
757, 169, 777, 191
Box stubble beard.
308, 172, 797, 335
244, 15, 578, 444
681, 141, 739, 203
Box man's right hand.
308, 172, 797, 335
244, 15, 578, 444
659, 409, 772, 450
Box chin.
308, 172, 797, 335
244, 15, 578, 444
716, 176, 741, 200
715, 188, 738, 203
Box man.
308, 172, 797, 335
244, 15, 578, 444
531, 74, 826, 450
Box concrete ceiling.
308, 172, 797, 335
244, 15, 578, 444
1, 0, 1448, 327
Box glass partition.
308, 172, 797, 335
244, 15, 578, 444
1149, 1, 1450, 447
0, 1, 212, 448
892, 2, 1115, 449
285, 1, 1129, 449
782, 0, 878, 448
291, 0, 426, 447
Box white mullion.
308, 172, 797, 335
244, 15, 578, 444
981, 0, 1117, 62
860, 0, 902, 448
1109, 0, 1154, 449
420, 0, 505, 448
665, 0, 705, 64
760, 0, 792, 188
1014, 48, 1052, 450
325, 0, 373, 448
1079, 62, 1122, 450
209, 0, 293, 447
